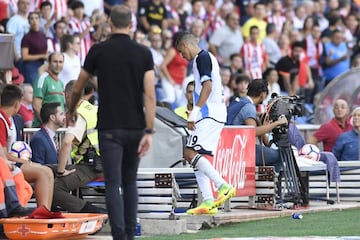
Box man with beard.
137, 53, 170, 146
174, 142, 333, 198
32, 52, 65, 127
226, 79, 287, 172
30, 102, 65, 165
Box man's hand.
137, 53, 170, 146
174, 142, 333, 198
138, 134, 153, 158
6, 160, 15, 171
57, 168, 76, 177
187, 106, 200, 130
276, 116, 288, 126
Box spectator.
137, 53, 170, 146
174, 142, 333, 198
189, 19, 208, 50
30, 102, 65, 165
275, 41, 307, 96
228, 73, 250, 104
104, 0, 125, 16
266, 0, 286, 34
263, 68, 280, 105
36, 0, 68, 21
333, 107, 360, 161
68, 0, 98, 65
0, 84, 54, 211
47, 19, 67, 54
174, 80, 194, 120
32, 52, 65, 127
139, 0, 168, 33
228, 53, 244, 75
58, 34, 81, 87
302, 16, 318, 39
6, 0, 30, 70
220, 67, 231, 105
160, 32, 188, 107
184, 0, 207, 31
226, 79, 287, 172
242, 2, 267, 43
209, 12, 244, 66
303, 24, 323, 104
21, 11, 48, 85
18, 83, 34, 128
293, 4, 306, 31
322, 29, 350, 86
312, 0, 329, 31
52, 80, 106, 214
240, 25, 268, 79
262, 23, 282, 68
165, 0, 182, 33
39, 1, 55, 38
307, 99, 352, 152
149, 32, 165, 100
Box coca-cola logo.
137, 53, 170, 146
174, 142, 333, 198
213, 134, 248, 189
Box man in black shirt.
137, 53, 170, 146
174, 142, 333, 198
275, 41, 304, 96
69, 5, 156, 240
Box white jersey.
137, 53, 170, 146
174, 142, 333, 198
192, 50, 227, 123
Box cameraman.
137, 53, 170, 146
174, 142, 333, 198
52, 80, 106, 214
226, 79, 287, 172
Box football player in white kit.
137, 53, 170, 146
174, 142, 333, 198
175, 32, 236, 215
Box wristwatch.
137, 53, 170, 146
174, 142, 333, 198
144, 128, 155, 134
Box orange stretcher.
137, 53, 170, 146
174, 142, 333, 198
0, 213, 108, 239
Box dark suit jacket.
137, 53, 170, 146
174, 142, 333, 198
30, 128, 58, 165
13, 114, 24, 141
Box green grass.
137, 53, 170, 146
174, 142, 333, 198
143, 208, 360, 240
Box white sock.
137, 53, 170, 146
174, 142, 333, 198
194, 169, 213, 201
192, 154, 225, 189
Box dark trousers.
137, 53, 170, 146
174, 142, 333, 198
99, 129, 143, 240
256, 144, 282, 172
23, 60, 43, 85
52, 164, 101, 212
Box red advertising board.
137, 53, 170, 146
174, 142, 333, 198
207, 126, 256, 197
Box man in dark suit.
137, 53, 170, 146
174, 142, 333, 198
12, 114, 24, 141
30, 102, 65, 165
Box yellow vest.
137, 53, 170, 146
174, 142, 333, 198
71, 100, 99, 163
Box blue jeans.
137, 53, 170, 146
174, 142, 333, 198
99, 129, 143, 240
256, 144, 283, 172
23, 60, 43, 85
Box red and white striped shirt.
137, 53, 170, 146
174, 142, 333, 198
47, 37, 60, 53
35, 0, 68, 20
266, 14, 286, 33
241, 42, 267, 80
68, 17, 93, 65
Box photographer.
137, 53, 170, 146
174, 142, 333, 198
52, 80, 106, 214
226, 79, 287, 172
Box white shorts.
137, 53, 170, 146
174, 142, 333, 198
186, 118, 224, 155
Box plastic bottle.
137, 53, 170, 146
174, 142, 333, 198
135, 217, 141, 236
292, 213, 303, 219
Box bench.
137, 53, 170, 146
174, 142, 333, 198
309, 161, 360, 203
79, 168, 197, 219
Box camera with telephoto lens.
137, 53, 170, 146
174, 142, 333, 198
268, 94, 305, 135
84, 147, 103, 173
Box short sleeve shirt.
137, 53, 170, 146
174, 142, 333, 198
33, 72, 65, 127
313, 118, 352, 152
275, 56, 300, 92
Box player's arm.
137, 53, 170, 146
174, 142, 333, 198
196, 80, 212, 108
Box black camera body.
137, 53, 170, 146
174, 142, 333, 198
268, 94, 304, 139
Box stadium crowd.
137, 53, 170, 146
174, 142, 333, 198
1, 0, 360, 114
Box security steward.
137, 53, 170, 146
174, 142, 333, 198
51, 80, 106, 214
